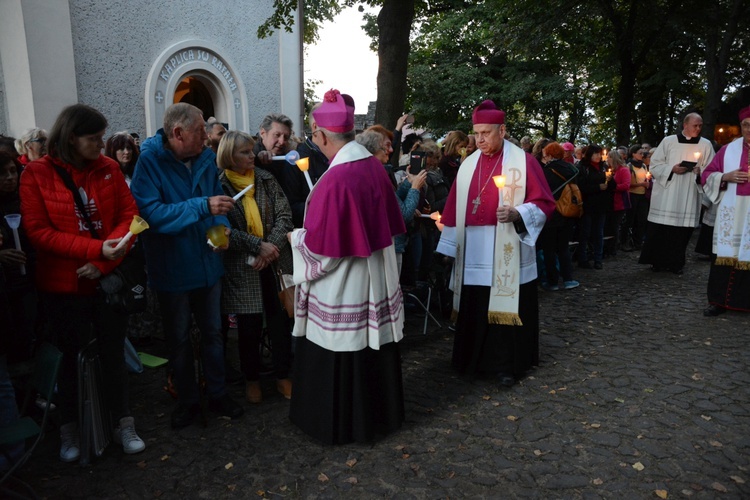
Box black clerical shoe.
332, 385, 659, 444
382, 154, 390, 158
171, 402, 200, 429
208, 394, 244, 419
498, 372, 515, 388
703, 305, 726, 317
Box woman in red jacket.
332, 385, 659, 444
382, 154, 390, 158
20, 104, 145, 462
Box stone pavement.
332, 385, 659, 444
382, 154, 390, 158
14, 243, 750, 499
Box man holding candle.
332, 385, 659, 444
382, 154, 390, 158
284, 103, 330, 228
131, 103, 243, 429
700, 105, 750, 316
639, 112, 715, 274
288, 89, 406, 444
436, 100, 555, 387
254, 113, 295, 193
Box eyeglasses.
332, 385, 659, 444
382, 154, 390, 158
29, 138, 47, 144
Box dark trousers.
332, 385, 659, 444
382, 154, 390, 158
41, 292, 129, 425
236, 267, 291, 381
157, 281, 225, 405
578, 212, 606, 264
539, 220, 574, 284
625, 193, 649, 247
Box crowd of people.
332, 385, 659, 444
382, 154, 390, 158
0, 94, 748, 469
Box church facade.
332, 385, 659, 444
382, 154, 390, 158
0, 0, 303, 139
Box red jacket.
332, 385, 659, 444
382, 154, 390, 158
20, 154, 138, 295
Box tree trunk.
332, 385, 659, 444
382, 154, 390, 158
374, 0, 416, 129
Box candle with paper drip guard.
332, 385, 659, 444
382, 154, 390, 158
113, 215, 150, 252
272, 150, 300, 164
429, 211, 444, 232
459, 147, 467, 162
493, 175, 506, 207
3, 214, 25, 275
296, 157, 314, 190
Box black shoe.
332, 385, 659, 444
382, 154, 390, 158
171, 402, 200, 429
225, 362, 244, 385
208, 394, 244, 419
670, 268, 684, 275
578, 261, 592, 269
594, 262, 603, 270
498, 372, 515, 387
703, 305, 726, 317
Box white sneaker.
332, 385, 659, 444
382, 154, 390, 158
59, 422, 80, 463
113, 416, 145, 454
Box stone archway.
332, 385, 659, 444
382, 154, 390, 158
144, 40, 249, 136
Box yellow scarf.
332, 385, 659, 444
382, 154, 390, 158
225, 169, 262, 238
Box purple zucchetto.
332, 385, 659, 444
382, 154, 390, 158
472, 100, 506, 125
739, 105, 750, 123
312, 89, 355, 133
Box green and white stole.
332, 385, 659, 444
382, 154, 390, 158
453, 140, 527, 326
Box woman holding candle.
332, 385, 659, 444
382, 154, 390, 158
0, 152, 36, 363
19, 104, 145, 461
576, 145, 614, 269
216, 131, 294, 403
606, 150, 632, 254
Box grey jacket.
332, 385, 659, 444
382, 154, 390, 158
219, 168, 293, 314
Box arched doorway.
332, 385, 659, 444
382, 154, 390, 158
174, 76, 215, 118
145, 40, 250, 136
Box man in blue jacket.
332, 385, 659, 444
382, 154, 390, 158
131, 103, 243, 428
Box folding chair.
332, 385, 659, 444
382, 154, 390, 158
405, 281, 442, 335
0, 343, 63, 498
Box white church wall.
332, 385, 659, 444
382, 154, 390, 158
67, 0, 285, 138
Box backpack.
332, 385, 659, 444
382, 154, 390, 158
550, 168, 584, 218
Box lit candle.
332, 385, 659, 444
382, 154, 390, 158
432, 212, 444, 232
693, 151, 701, 168
493, 175, 506, 207
296, 157, 314, 191
459, 147, 467, 162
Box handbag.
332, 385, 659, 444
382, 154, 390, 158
275, 265, 295, 318
52, 164, 147, 314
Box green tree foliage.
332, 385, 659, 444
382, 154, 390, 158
264, 0, 749, 145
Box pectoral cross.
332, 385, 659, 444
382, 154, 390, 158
471, 196, 481, 214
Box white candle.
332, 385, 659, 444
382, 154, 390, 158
232, 183, 254, 201
493, 175, 506, 207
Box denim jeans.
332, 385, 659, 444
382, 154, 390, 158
157, 281, 226, 405
578, 212, 606, 264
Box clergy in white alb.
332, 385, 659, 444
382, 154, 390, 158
287, 89, 407, 445
436, 100, 555, 387
700, 105, 750, 316
639, 112, 715, 273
